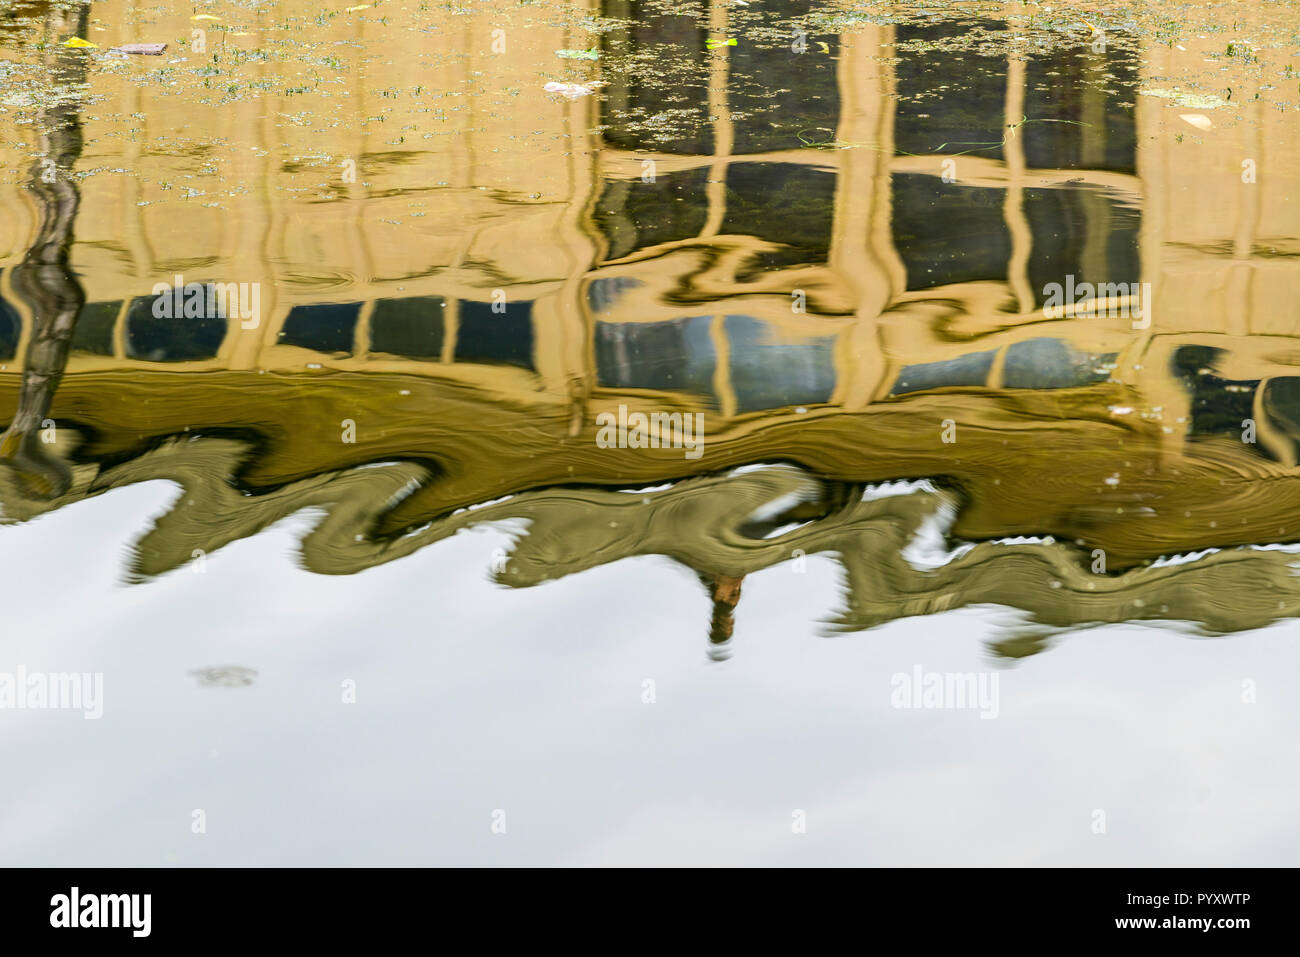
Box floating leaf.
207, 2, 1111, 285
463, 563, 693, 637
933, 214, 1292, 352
345, 4, 371, 11
705, 37, 738, 50
556, 47, 599, 60
1179, 113, 1213, 130
62, 37, 98, 49
191, 14, 221, 21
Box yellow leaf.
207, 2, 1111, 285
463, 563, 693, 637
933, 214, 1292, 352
63, 37, 98, 48
346, 4, 371, 10
191, 14, 221, 21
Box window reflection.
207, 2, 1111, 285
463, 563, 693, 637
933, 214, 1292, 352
71, 301, 120, 356
0, 294, 19, 361
454, 300, 534, 371
370, 296, 445, 359
725, 315, 836, 413
125, 289, 227, 361
893, 176, 1012, 290
596, 316, 716, 398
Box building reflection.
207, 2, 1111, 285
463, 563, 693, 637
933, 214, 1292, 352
1, 2, 1299, 654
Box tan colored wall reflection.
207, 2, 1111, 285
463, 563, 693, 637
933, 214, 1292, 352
1, 1, 1299, 572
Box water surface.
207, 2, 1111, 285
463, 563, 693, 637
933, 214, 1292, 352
1, 0, 1298, 864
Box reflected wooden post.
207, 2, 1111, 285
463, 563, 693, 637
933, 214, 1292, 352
833, 26, 893, 411
700, 0, 733, 240
0, 2, 91, 498
701, 572, 744, 658
1001, 52, 1035, 320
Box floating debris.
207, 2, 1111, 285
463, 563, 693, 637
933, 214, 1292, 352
556, 47, 600, 60
543, 80, 606, 98
110, 43, 167, 56
62, 37, 97, 49
190, 666, 258, 688
1140, 88, 1233, 109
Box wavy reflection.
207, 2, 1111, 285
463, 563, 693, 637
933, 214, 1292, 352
2, 4, 1299, 658
5, 435, 1300, 658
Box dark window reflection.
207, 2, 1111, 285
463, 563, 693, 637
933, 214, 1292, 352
455, 300, 534, 370
1172, 345, 1259, 437
596, 316, 716, 398
1025, 187, 1140, 309
1263, 377, 1300, 460
894, 20, 1008, 160
722, 164, 835, 268
594, 169, 710, 261
894, 20, 1139, 173
600, 1, 711, 155
71, 301, 120, 356
729, 6, 839, 154
125, 290, 227, 361
892, 175, 1011, 290
726, 315, 836, 413
1024, 49, 1138, 173
370, 296, 445, 359
279, 302, 362, 354
0, 294, 19, 361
